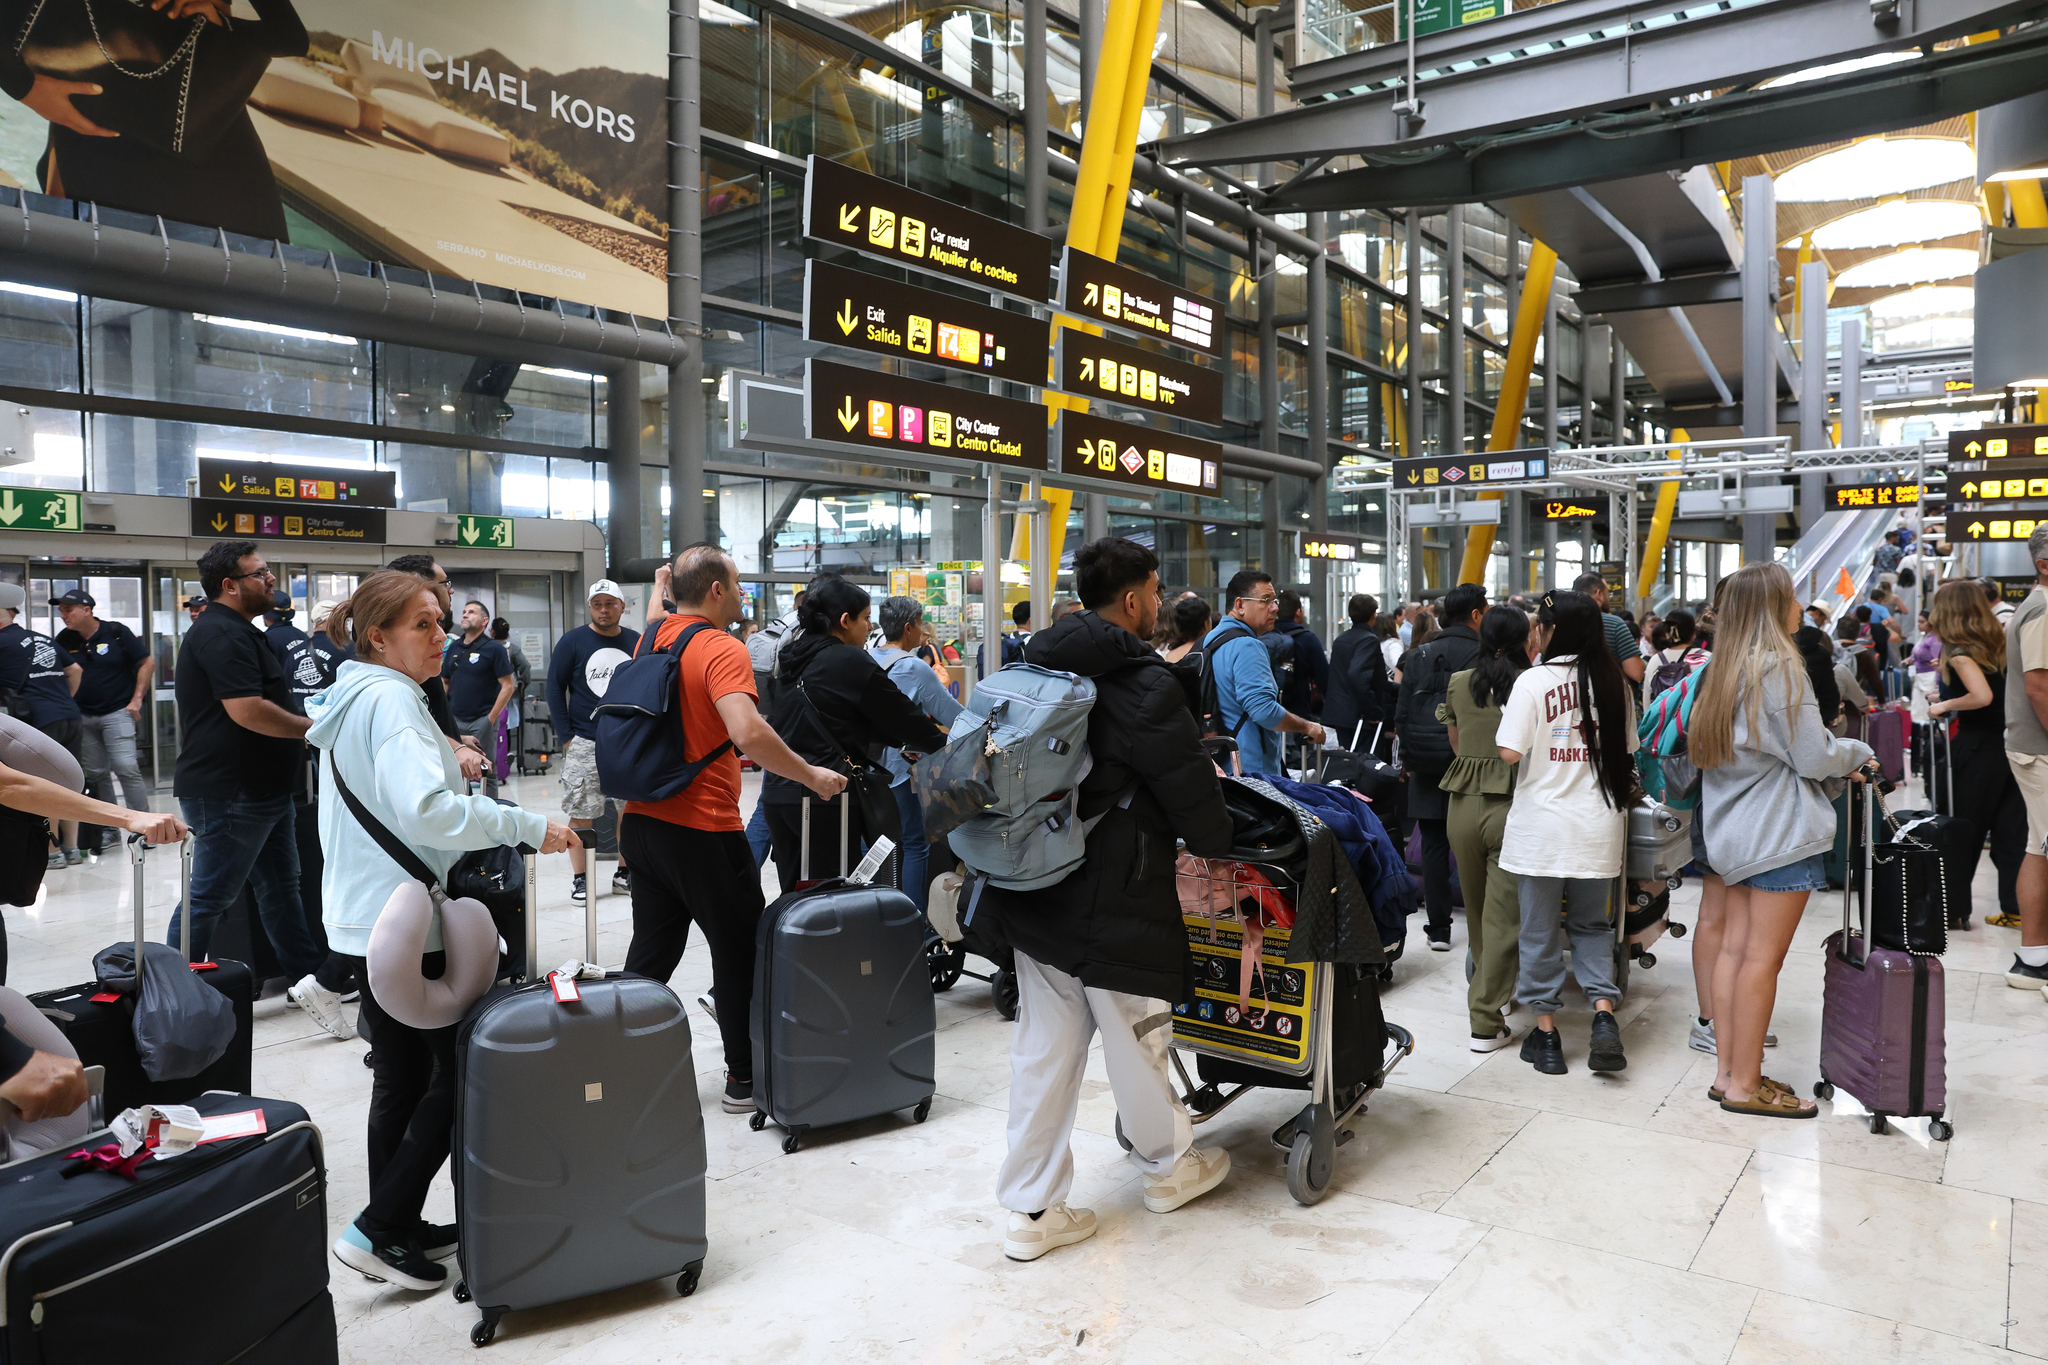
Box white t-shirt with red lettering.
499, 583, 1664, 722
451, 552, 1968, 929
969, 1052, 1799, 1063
1495, 655, 1632, 878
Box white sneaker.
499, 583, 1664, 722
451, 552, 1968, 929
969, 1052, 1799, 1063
1143, 1145, 1231, 1213
287, 975, 356, 1041
1688, 1018, 1777, 1053
1000, 1202, 1097, 1261
1470, 1026, 1518, 1053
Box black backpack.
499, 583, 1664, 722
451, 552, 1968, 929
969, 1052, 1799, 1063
1197, 620, 1286, 737
1396, 645, 1458, 777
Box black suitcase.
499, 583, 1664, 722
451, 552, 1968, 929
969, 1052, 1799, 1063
0, 1092, 336, 1365
451, 863, 706, 1347
750, 795, 936, 1153
26, 837, 253, 1116
1882, 721, 1967, 934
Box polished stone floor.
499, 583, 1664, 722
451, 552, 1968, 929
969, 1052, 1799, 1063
9, 770, 2044, 1363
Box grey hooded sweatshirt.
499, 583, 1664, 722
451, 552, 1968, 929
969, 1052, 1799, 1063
1700, 663, 1873, 885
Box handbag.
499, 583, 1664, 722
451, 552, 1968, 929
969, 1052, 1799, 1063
1870, 790, 1948, 956
910, 720, 996, 844
790, 678, 901, 852
15, 0, 279, 159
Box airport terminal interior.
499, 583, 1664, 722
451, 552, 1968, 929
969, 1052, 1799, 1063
1, 0, 2047, 1356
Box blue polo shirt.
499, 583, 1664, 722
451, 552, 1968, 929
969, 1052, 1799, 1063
440, 634, 513, 722
64, 619, 150, 716
0, 622, 81, 728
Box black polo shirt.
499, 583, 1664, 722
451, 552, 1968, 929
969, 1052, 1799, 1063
440, 635, 513, 723
173, 602, 301, 800
0, 622, 82, 728
65, 619, 150, 716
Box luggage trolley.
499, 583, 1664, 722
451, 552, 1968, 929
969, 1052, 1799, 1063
1113, 856, 1414, 1206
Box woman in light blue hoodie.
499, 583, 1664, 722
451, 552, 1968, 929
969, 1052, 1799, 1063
304, 570, 573, 1293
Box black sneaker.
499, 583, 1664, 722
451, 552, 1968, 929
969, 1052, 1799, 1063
570, 873, 588, 904
1520, 1027, 1567, 1075
722, 1075, 754, 1114
1427, 934, 1451, 953
612, 868, 632, 896
1588, 1011, 1627, 1072
416, 1220, 458, 1261
333, 1222, 447, 1291
2008, 955, 2048, 990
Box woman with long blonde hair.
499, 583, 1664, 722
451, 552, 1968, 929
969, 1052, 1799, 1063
1691, 562, 1873, 1119
1924, 579, 2026, 928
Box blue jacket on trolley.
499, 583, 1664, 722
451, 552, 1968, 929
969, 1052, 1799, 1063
1267, 775, 1414, 950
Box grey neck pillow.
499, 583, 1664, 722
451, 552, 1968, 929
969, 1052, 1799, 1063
364, 882, 501, 1030
0, 714, 84, 792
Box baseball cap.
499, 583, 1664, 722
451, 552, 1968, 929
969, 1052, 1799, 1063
588, 579, 624, 603
309, 597, 341, 627
270, 589, 295, 614
184, 594, 207, 611
0, 582, 24, 614
50, 588, 94, 609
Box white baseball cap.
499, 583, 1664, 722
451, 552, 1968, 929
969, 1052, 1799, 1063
588, 579, 624, 603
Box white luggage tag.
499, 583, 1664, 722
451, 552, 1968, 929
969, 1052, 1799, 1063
548, 959, 606, 1004
848, 836, 896, 887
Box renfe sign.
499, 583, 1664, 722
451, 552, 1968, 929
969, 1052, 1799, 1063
803, 156, 1052, 302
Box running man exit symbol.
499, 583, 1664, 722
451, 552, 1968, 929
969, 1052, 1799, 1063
458, 515, 514, 549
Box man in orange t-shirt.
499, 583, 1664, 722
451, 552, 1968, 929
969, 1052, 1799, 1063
622, 543, 846, 1116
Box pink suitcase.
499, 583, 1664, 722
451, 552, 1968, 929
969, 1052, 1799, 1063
1816, 781, 1950, 1139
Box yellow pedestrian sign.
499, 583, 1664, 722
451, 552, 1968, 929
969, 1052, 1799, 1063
0, 486, 80, 531
458, 515, 514, 549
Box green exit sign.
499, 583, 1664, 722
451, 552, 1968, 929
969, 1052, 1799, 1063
457, 515, 514, 549
0, 486, 80, 532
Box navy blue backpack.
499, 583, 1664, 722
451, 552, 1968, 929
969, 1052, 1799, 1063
592, 621, 733, 802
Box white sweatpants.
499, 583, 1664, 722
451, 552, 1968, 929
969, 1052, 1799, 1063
997, 950, 1192, 1213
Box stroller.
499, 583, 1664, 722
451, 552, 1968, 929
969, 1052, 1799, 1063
925, 867, 1019, 1020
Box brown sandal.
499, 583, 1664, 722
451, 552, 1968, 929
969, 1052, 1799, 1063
1719, 1081, 1816, 1119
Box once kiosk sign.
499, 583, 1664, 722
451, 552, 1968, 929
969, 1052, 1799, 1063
1060, 411, 1222, 495
1059, 248, 1223, 357
804, 260, 1047, 386
803, 156, 1052, 302
804, 359, 1047, 470
1055, 331, 1222, 427
197, 456, 396, 508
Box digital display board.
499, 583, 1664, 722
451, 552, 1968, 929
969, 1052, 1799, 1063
804, 260, 1047, 386
1059, 247, 1223, 357
197, 457, 396, 508
804, 359, 1047, 470
1060, 411, 1222, 495
1949, 424, 2048, 460
1391, 450, 1550, 489
1055, 331, 1222, 426
803, 156, 1052, 302
190, 499, 386, 544
1950, 463, 2048, 502
1541, 498, 1599, 520
1829, 482, 1921, 510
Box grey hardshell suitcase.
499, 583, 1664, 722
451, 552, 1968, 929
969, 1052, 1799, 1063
452, 854, 707, 1347
1626, 799, 1691, 883
750, 794, 937, 1153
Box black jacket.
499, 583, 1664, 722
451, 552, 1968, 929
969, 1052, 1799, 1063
1272, 620, 1328, 717
978, 610, 1233, 1001
761, 631, 948, 804
1323, 625, 1397, 746
1394, 624, 1484, 777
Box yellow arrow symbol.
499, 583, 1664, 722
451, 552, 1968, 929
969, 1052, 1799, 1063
1960, 481, 1977, 498
838, 203, 859, 232
1965, 441, 1982, 455
1405, 470, 1419, 484
1079, 357, 1094, 382
1969, 521, 1985, 536
218, 474, 235, 492
1083, 283, 1099, 307
836, 299, 857, 335
211, 513, 226, 531
837, 397, 857, 432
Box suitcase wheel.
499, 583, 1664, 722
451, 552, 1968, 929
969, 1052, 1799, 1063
1814, 1080, 1835, 1101
471, 1309, 503, 1347
1928, 1118, 1953, 1142
748, 1110, 767, 1131
1668, 921, 1687, 939
782, 1131, 803, 1155
453, 1280, 471, 1304
1638, 952, 1657, 969
1868, 1114, 1887, 1135
677, 1261, 703, 1298
913, 1097, 932, 1123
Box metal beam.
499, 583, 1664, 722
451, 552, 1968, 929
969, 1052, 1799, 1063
1160, 0, 2048, 166
1576, 273, 1744, 314
1798, 259, 1829, 524
1248, 28, 2048, 210
607, 364, 644, 577
669, 0, 706, 554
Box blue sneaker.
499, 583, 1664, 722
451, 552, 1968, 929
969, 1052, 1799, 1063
333, 1220, 446, 1291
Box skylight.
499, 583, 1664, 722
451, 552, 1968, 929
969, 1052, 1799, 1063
1835, 247, 1980, 289
1758, 50, 1920, 88
1775, 139, 1973, 203
1867, 285, 1974, 321
1808, 200, 1980, 250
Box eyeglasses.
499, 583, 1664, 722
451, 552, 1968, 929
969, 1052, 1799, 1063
230, 568, 276, 583
1237, 594, 1279, 606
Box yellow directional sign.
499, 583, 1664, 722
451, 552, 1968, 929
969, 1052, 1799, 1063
0, 486, 80, 531
1948, 459, 2048, 503
804, 359, 1047, 470
801, 156, 1051, 302
1949, 424, 2048, 460
1955, 517, 2041, 542
1542, 499, 1599, 520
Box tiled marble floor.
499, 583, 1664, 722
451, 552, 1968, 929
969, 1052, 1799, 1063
10, 771, 2046, 1363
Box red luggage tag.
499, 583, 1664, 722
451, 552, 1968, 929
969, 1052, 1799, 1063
188, 961, 219, 971
549, 972, 581, 1004
89, 991, 122, 1003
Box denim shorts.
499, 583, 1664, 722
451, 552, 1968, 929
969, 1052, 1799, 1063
1689, 816, 1714, 878
1732, 853, 1829, 893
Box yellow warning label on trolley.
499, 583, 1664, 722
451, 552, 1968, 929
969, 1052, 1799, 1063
1172, 916, 1316, 1069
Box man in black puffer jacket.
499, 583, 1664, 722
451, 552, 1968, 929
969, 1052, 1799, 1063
1394, 581, 1487, 950
977, 538, 1233, 1264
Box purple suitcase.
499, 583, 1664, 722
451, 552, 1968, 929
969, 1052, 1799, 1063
1866, 706, 1906, 783
1817, 782, 1951, 1140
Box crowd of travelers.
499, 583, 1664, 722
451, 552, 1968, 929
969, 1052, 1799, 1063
0, 517, 2040, 1284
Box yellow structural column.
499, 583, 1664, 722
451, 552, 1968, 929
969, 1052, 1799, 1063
1635, 428, 1689, 605
2012, 178, 2048, 229
1456, 241, 1559, 585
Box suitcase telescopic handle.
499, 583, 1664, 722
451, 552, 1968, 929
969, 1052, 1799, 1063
127, 832, 195, 963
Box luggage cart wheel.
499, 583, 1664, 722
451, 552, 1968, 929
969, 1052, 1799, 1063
677, 1261, 703, 1297
783, 1131, 804, 1154
913, 1097, 932, 1123
993, 969, 1020, 1021
1639, 952, 1657, 969
1114, 1114, 1133, 1153
1286, 1122, 1335, 1206
748, 1110, 767, 1131
471, 1310, 502, 1348
1928, 1118, 1953, 1142
452, 1280, 471, 1304
1665, 875, 1683, 892
1668, 922, 1687, 938
1814, 1080, 1835, 1101
1868, 1114, 1887, 1135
